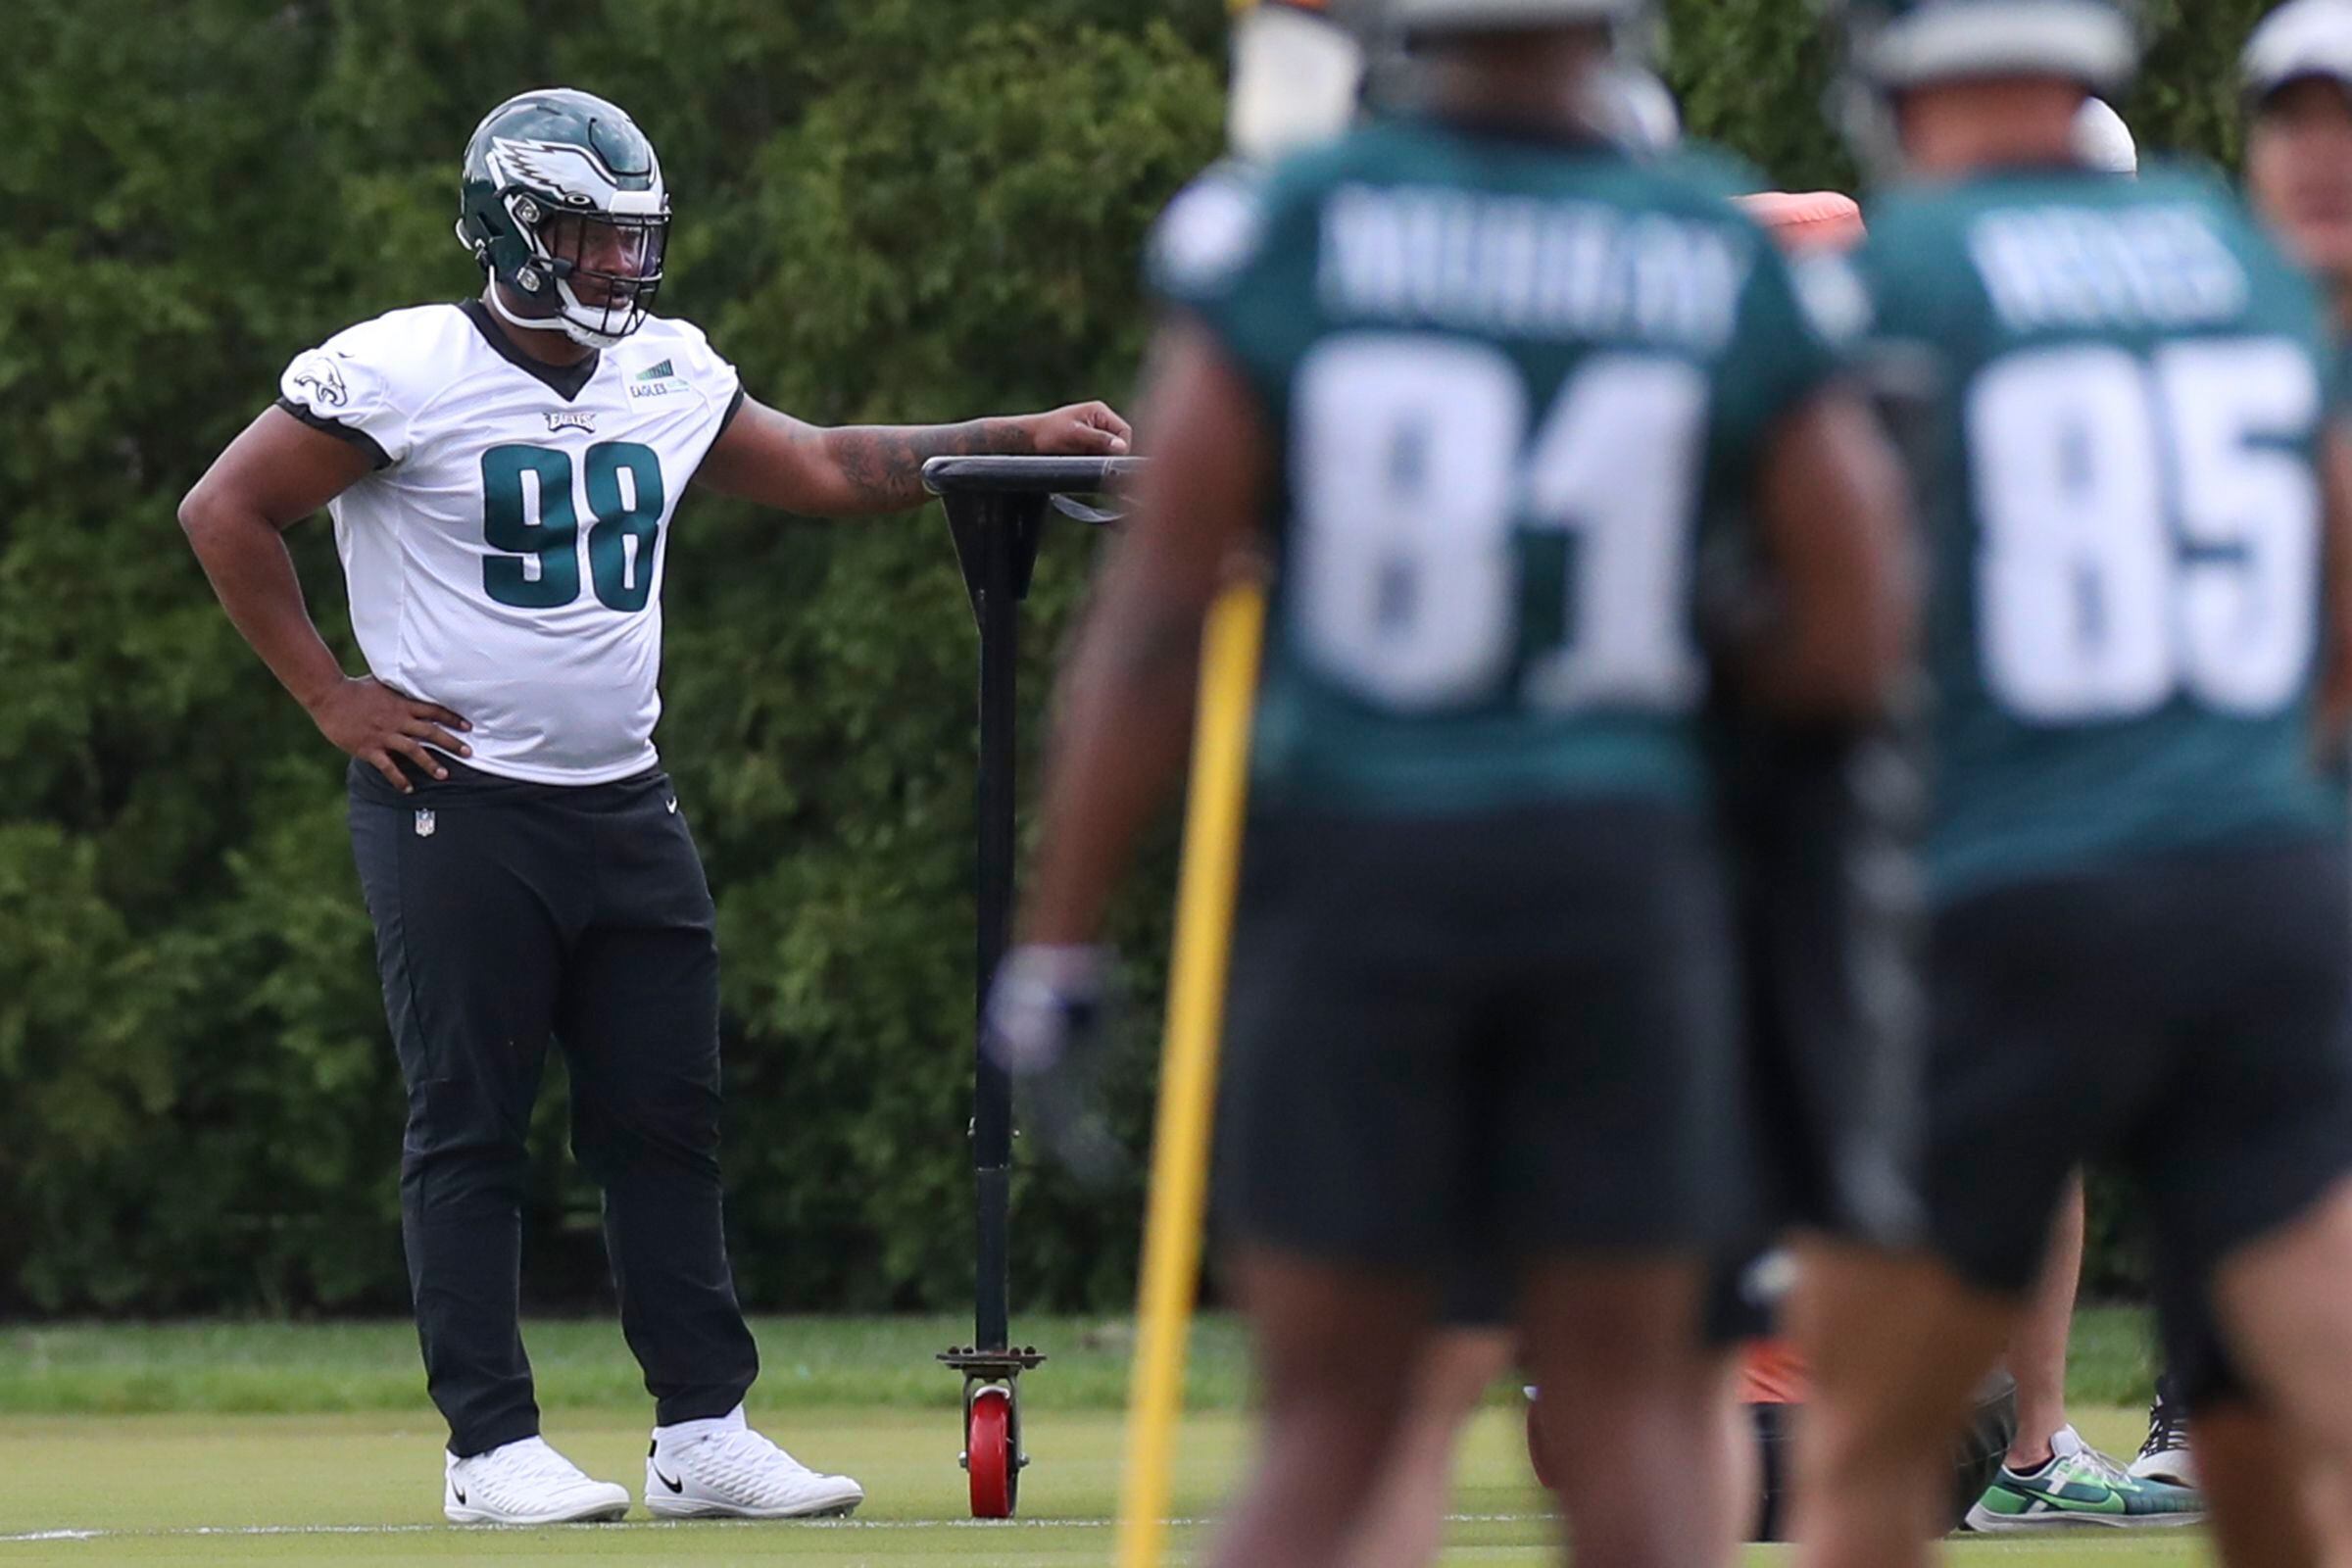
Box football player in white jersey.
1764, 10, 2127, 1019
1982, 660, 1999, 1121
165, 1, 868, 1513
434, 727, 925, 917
178, 87, 1127, 1527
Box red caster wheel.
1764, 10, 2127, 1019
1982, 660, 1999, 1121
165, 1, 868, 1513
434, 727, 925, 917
966, 1385, 1017, 1518
1525, 1388, 1556, 1492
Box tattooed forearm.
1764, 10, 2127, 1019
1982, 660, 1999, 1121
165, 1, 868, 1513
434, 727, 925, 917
822, 418, 1037, 511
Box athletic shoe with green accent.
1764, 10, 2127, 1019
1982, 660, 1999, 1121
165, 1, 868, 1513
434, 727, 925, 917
1964, 1425, 2206, 1533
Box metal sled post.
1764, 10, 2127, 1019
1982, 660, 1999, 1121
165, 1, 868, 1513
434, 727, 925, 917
924, 454, 1138, 1519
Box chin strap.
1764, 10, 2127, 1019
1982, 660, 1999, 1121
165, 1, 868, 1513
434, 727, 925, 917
485, 280, 627, 350
484, 282, 574, 336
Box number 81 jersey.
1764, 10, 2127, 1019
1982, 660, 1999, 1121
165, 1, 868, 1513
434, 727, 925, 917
1151, 125, 1842, 819
277, 300, 743, 784
1855, 167, 2348, 899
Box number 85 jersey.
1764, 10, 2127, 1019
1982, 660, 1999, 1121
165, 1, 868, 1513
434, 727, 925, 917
276, 300, 743, 784
1854, 168, 2347, 900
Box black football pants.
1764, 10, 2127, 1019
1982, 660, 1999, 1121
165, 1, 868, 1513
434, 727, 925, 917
349, 759, 759, 1456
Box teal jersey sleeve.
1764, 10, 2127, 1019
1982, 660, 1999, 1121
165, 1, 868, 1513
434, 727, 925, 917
1655, 141, 1776, 204
1707, 231, 1848, 470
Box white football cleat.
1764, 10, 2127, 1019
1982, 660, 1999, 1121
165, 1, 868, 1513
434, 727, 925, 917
645, 1407, 864, 1520
2130, 1391, 2199, 1491
444, 1436, 630, 1525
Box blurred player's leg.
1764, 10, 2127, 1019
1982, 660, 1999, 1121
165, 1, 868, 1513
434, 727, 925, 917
2003, 1173, 2084, 1469
1790, 1244, 2012, 1568
1346, 1327, 1513, 1568
2313, 1469, 2352, 1565
2195, 1403, 2324, 1568
1210, 1253, 1432, 1568
2217, 1185, 2352, 1555
1522, 1260, 1723, 1568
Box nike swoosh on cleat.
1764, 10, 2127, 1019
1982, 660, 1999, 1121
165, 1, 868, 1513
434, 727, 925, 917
2019, 1485, 2127, 1514
452, 1486, 466, 1505
653, 1467, 685, 1494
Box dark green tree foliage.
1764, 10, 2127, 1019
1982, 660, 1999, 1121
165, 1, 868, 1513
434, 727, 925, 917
0, 0, 2271, 1314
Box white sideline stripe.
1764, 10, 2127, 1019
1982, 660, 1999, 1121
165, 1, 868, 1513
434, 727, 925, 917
0, 1513, 1551, 1544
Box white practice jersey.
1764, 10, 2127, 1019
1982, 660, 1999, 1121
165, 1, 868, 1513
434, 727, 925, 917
277, 301, 743, 784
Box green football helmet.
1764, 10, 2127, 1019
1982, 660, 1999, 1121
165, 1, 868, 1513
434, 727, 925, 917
456, 88, 669, 349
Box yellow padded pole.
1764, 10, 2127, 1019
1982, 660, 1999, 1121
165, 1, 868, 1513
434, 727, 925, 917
1113, 582, 1268, 1568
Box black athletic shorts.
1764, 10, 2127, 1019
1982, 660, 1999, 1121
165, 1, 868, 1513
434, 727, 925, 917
1926, 837, 2352, 1336
1215, 798, 1742, 1273
1716, 720, 1929, 1251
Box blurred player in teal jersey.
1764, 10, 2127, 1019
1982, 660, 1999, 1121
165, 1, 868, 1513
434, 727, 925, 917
1936, 94, 2205, 1528
988, 1, 1915, 1562
1229, 16, 1526, 1555
2160, 8, 2352, 1560
1795, 5, 2352, 1567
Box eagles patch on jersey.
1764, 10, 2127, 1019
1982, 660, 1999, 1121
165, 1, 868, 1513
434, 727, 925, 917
276, 302, 744, 785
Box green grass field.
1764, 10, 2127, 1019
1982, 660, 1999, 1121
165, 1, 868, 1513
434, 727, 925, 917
0, 1310, 2210, 1565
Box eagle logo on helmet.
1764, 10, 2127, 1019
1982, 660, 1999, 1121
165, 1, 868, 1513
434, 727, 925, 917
488, 137, 643, 212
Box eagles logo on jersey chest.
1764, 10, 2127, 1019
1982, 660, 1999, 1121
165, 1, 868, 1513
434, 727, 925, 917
545, 410, 598, 433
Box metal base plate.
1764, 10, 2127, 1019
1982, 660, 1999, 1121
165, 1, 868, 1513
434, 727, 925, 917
938, 1345, 1049, 1380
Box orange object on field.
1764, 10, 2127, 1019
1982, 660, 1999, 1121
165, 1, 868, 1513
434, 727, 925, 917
1739, 191, 1868, 255
1739, 1339, 1811, 1406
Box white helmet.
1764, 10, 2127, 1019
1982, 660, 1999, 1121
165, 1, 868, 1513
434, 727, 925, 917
2243, 0, 2352, 108
1387, 0, 1642, 38
1837, 0, 2142, 97
1228, 2, 1368, 161
1593, 65, 1684, 152
2073, 97, 2138, 174
1831, 1, 2141, 176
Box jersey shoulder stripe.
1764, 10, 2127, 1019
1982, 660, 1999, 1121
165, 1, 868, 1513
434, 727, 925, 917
273, 392, 391, 467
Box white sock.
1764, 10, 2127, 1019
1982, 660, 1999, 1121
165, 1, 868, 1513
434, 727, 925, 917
654, 1402, 747, 1458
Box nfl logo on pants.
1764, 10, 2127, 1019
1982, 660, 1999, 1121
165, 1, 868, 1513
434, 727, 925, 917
415, 809, 436, 839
